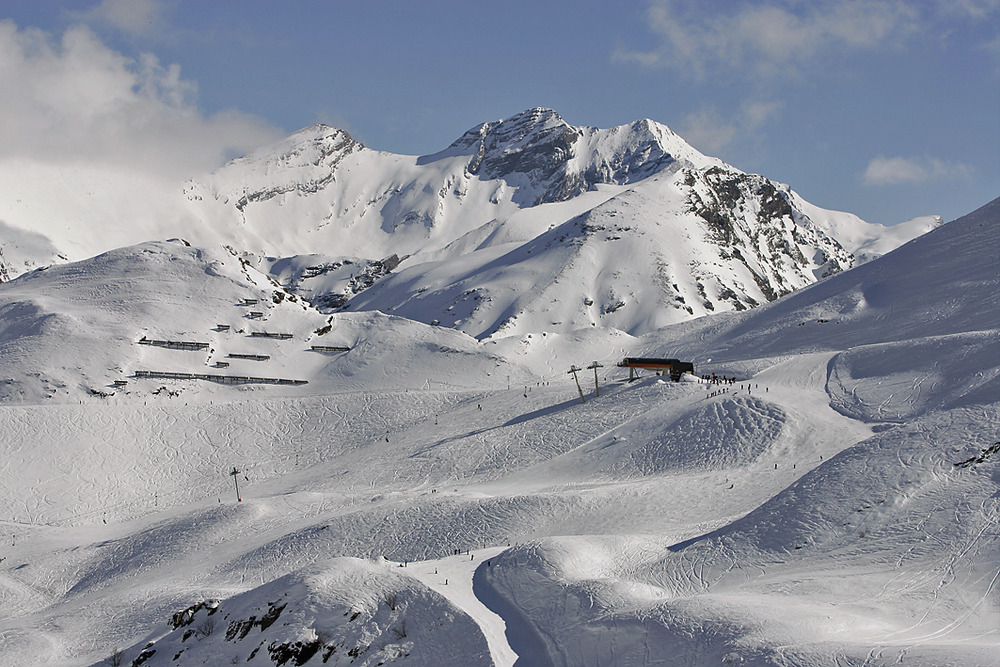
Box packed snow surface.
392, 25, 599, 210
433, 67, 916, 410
0, 111, 995, 667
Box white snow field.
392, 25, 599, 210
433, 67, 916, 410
0, 130, 995, 666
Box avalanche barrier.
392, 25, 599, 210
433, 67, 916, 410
136, 338, 210, 350
132, 370, 307, 385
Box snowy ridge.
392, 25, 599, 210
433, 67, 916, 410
0, 239, 533, 404
421, 107, 726, 205
134, 558, 492, 667
184, 109, 931, 337
650, 196, 1000, 363
2, 108, 934, 340
345, 166, 863, 338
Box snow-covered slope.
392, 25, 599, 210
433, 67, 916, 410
479, 404, 998, 666
345, 166, 868, 338
639, 196, 1000, 363
0, 238, 533, 405
120, 558, 493, 667
0, 113, 992, 666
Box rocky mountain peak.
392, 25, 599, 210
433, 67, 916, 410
456, 107, 572, 156
197, 123, 362, 215
234, 123, 360, 172
424, 107, 721, 206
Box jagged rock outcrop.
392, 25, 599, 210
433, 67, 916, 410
424, 107, 722, 206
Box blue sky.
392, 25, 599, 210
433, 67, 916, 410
1, 0, 997, 225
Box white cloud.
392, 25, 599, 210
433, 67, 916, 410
678, 101, 781, 156
742, 100, 782, 129
616, 0, 920, 77
70, 0, 164, 37
938, 0, 1000, 20
0, 20, 281, 179
863, 155, 972, 185
679, 109, 738, 154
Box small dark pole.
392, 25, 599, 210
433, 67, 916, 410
568, 366, 585, 403
229, 466, 242, 502
588, 361, 603, 396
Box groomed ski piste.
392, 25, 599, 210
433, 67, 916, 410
0, 199, 996, 665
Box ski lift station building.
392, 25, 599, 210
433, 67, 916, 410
618, 357, 694, 381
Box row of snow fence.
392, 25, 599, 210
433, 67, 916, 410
310, 345, 350, 353
250, 332, 293, 339
133, 370, 307, 385
137, 338, 209, 350
228, 353, 269, 361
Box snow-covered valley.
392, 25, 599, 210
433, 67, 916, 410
0, 109, 995, 666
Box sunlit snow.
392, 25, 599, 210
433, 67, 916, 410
0, 112, 994, 666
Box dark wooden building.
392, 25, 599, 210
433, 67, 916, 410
618, 357, 694, 381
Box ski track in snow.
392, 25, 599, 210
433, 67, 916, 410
384, 548, 517, 667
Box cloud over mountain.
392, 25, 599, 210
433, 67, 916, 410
613, 0, 996, 78
0, 19, 280, 178
863, 154, 973, 185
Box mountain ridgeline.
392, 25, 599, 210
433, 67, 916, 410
422, 107, 710, 205
5, 107, 938, 338
193, 108, 936, 338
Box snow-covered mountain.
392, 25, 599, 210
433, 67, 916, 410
1, 109, 994, 667
1, 108, 938, 339
186, 107, 731, 259
184, 108, 936, 337
420, 107, 723, 205
344, 166, 866, 338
